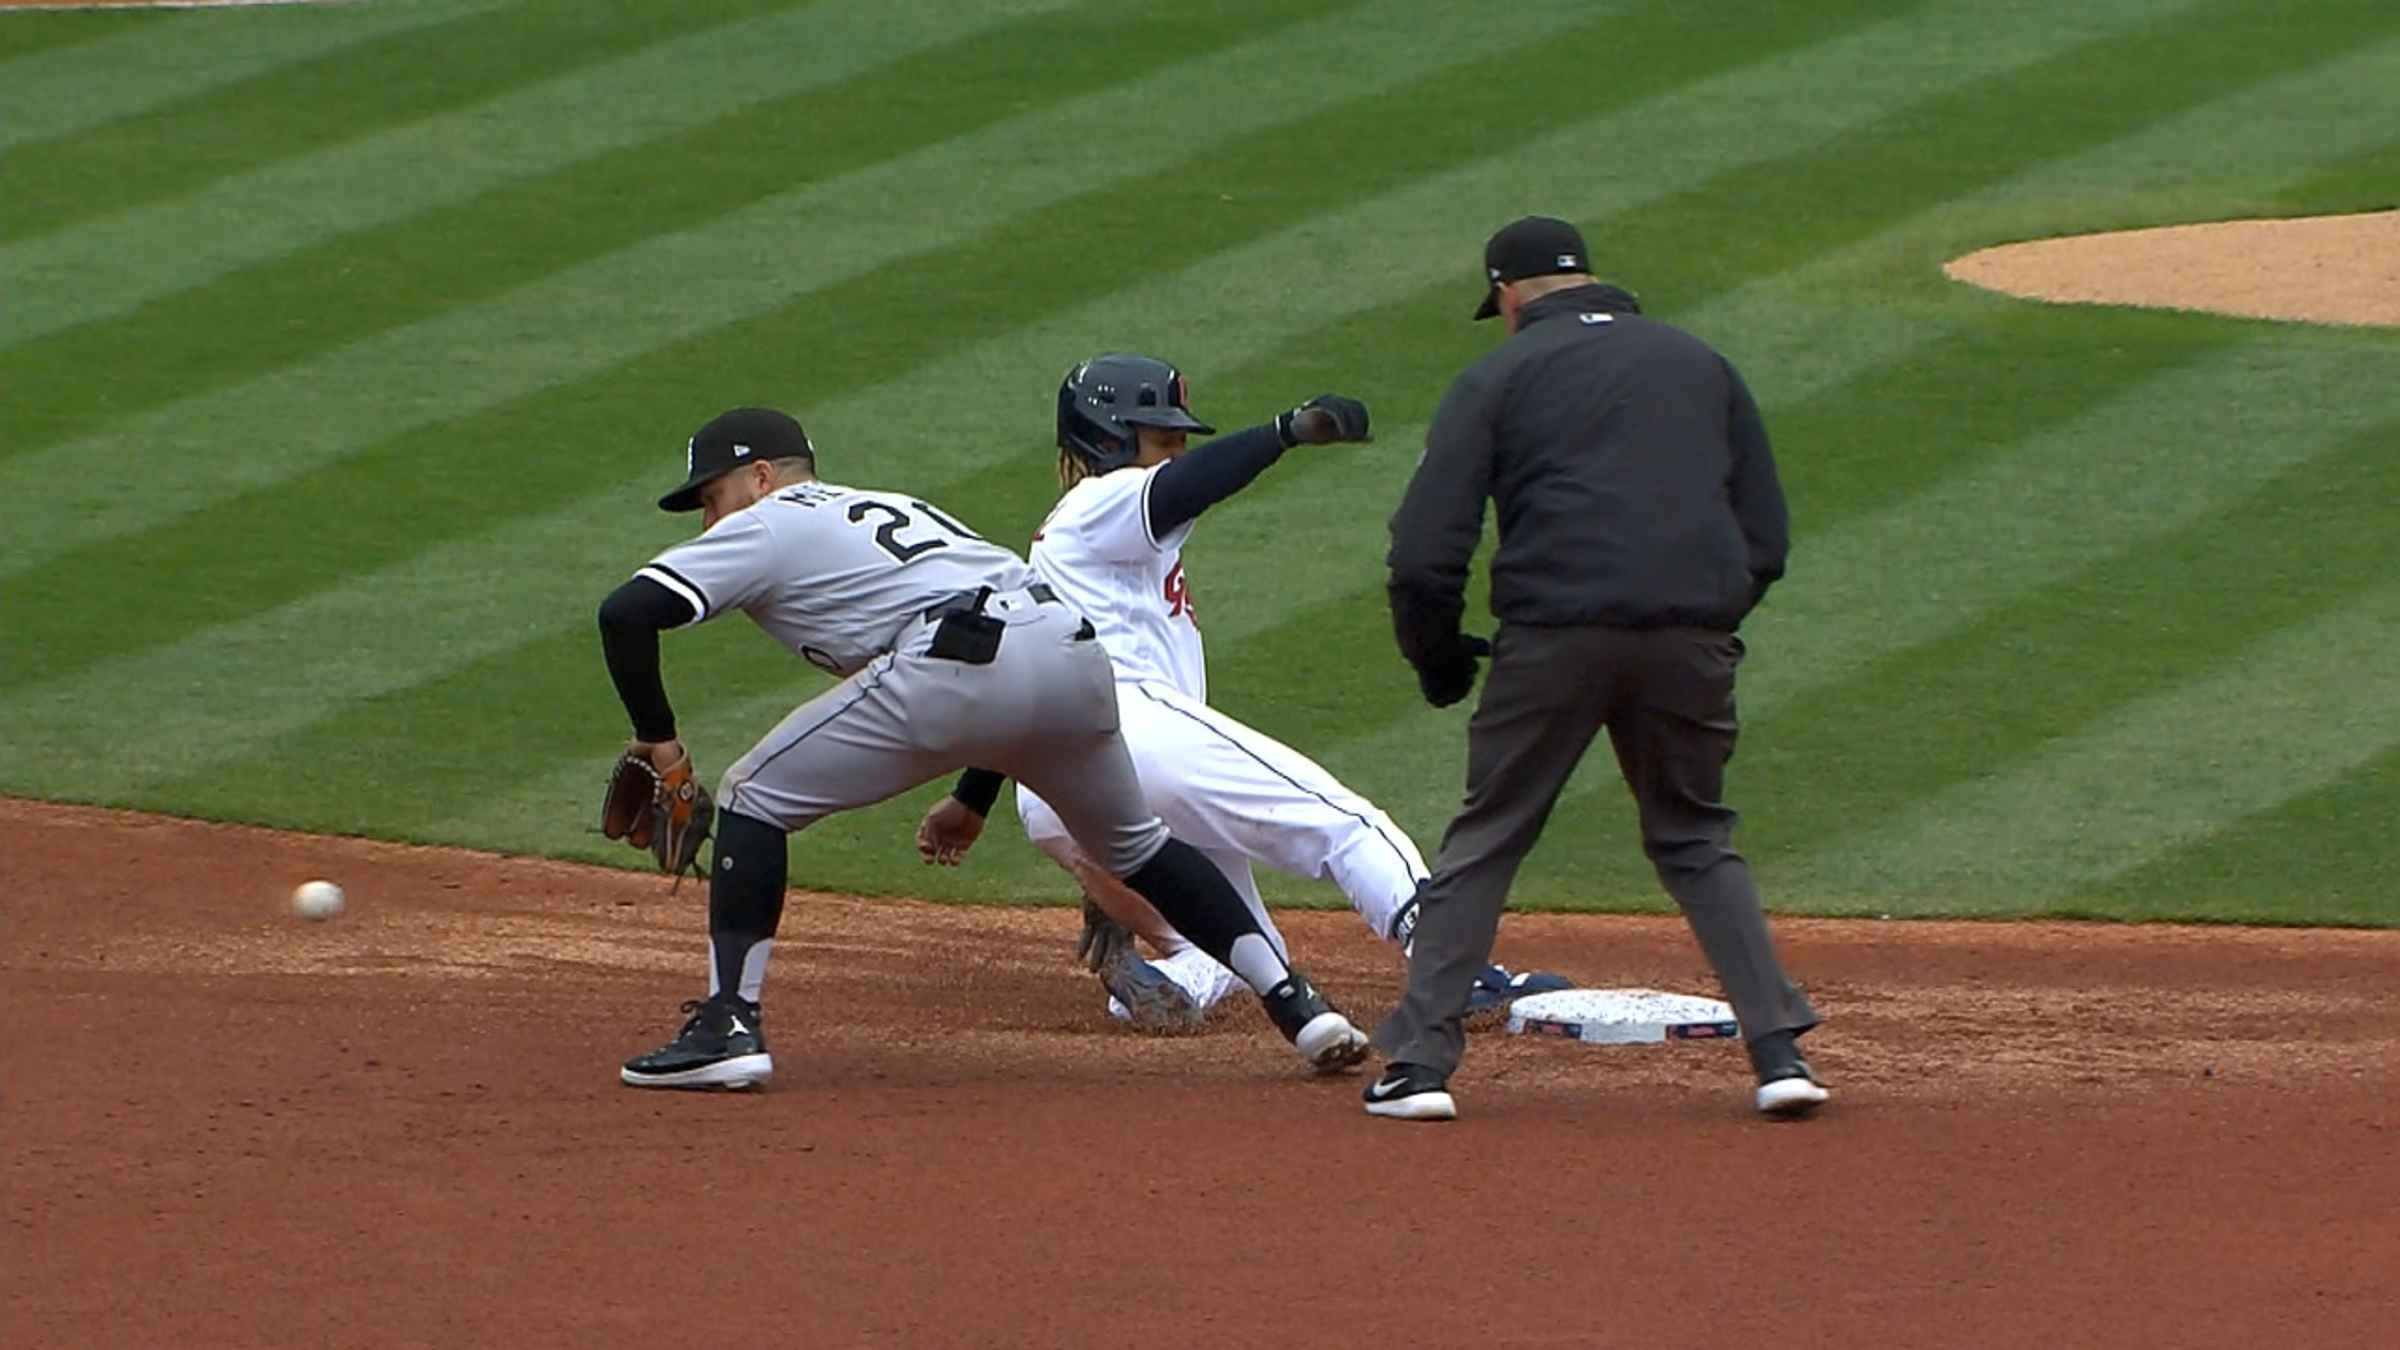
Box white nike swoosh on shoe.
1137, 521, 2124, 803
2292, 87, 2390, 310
1367, 1076, 1416, 1100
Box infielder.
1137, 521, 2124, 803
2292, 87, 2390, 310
914, 355, 1569, 1026
597, 406, 1369, 1089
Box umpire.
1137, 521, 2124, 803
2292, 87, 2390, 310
1364, 215, 1826, 1123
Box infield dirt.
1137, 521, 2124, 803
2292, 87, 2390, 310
4, 798, 2394, 1347
1946, 210, 2400, 327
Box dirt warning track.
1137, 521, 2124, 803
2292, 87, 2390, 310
3, 798, 2394, 1348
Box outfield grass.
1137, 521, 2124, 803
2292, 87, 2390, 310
1, 0, 2393, 925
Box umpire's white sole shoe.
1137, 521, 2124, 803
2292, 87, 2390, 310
1755, 1074, 1830, 1117
1363, 1065, 1458, 1121
1294, 1011, 1371, 1073
1365, 1090, 1458, 1122
620, 1053, 773, 1091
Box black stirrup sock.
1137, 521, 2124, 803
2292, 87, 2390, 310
1123, 839, 1292, 994
707, 809, 789, 1003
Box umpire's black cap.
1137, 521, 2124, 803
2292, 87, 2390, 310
658, 407, 815, 512
1473, 215, 1592, 320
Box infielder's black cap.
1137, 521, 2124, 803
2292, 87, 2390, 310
1473, 215, 1592, 320
658, 407, 814, 512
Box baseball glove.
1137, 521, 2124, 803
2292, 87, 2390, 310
599, 744, 714, 883
1075, 896, 1136, 974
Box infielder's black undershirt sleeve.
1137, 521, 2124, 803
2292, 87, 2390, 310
1144, 422, 1289, 539
951, 767, 1006, 815
597, 576, 692, 743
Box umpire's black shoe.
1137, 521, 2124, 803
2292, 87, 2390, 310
1363, 1062, 1458, 1122
1260, 972, 1370, 1073
621, 994, 772, 1091
1747, 1029, 1829, 1118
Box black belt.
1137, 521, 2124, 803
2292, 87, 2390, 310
923, 583, 1059, 622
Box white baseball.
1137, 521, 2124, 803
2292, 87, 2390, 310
291, 879, 346, 921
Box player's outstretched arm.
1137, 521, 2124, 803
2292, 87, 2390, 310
1145, 394, 1372, 538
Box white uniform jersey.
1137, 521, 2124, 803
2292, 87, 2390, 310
1029, 463, 1205, 700
636, 480, 1036, 676
1017, 458, 1428, 1022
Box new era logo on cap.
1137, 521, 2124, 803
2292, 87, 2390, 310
659, 407, 814, 513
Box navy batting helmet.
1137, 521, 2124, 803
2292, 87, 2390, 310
1056, 353, 1215, 474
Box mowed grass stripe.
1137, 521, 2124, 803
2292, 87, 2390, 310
0, 0, 1741, 563
15, 0, 2224, 851
1276, 24, 2400, 817
0, 0, 799, 244
1306, 334, 2400, 898
419, 5, 2400, 889
0, 0, 1653, 761
0, 0, 499, 152
0, 0, 1089, 351
606, 0, 2243, 627
0, 0, 1749, 689
1786, 577, 2400, 914
1741, 414, 2400, 869
0, 10, 143, 65
1739, 338, 2400, 724
1170, 0, 2389, 744
2277, 135, 2400, 213
2070, 746, 2400, 926
1602, 27, 2400, 443
60, 0, 2246, 874
0, 0, 1291, 451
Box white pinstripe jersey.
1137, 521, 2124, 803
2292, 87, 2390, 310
636, 481, 1036, 676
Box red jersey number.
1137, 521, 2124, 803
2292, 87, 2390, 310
1164, 562, 1197, 625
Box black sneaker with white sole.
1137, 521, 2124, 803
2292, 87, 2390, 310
621, 994, 773, 1090
1261, 971, 1370, 1072
1747, 1029, 1829, 1117
1363, 1062, 1457, 1121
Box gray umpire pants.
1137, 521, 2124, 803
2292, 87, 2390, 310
715, 588, 1169, 877
1374, 623, 1819, 1076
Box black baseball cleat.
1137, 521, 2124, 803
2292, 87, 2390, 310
621, 994, 773, 1090
1261, 972, 1370, 1073
1363, 1062, 1458, 1121
1748, 1029, 1830, 1118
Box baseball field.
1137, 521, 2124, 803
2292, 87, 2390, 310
2, 1, 2395, 1345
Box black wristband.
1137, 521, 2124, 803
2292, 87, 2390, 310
952, 767, 1005, 816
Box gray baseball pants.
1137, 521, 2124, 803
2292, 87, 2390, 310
1375, 623, 1819, 1076
716, 587, 1167, 876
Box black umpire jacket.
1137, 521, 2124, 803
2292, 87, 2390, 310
1386, 283, 1789, 672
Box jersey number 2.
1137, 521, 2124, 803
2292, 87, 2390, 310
848, 500, 980, 563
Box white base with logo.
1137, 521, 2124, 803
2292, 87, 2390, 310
1505, 988, 1741, 1045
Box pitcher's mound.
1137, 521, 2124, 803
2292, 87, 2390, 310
1945, 210, 2400, 327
